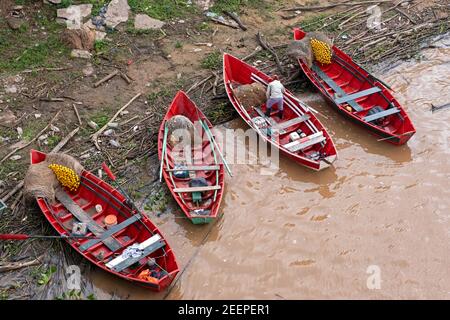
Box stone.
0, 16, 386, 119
95, 31, 107, 41
134, 14, 165, 30
88, 121, 99, 130
195, 0, 214, 11
103, 129, 115, 136
47, 0, 62, 4
0, 110, 17, 126
71, 49, 92, 59
105, 0, 130, 29
6, 17, 25, 30
57, 4, 93, 29
107, 122, 119, 128
50, 124, 60, 132
4, 85, 18, 94
109, 139, 121, 148
10, 155, 22, 161
82, 64, 95, 76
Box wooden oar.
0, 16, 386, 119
159, 124, 168, 182
377, 131, 414, 142
0, 233, 95, 241
199, 119, 233, 177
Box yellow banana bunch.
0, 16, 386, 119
310, 38, 332, 65
49, 164, 80, 192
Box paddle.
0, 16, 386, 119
377, 131, 415, 142
159, 125, 168, 182
199, 119, 233, 177
0, 233, 96, 241
333, 54, 395, 92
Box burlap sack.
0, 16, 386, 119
24, 153, 84, 203
287, 31, 333, 68
233, 82, 266, 109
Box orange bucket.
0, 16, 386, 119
104, 215, 117, 228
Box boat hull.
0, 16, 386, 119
293, 28, 416, 145
30, 150, 179, 291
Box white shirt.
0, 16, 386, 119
266, 80, 285, 99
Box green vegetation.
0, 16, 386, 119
94, 39, 110, 53
47, 135, 61, 148
127, 0, 197, 21
210, 0, 268, 13
54, 290, 95, 300
33, 265, 57, 286
201, 51, 222, 70
90, 112, 110, 128
174, 40, 183, 49
205, 101, 233, 124
144, 189, 168, 212
0, 9, 69, 73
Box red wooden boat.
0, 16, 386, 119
30, 149, 179, 291
293, 28, 416, 145
158, 91, 225, 224
223, 53, 337, 171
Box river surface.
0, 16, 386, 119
91, 37, 450, 299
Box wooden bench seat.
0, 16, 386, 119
56, 190, 122, 252
165, 165, 220, 172
105, 234, 165, 272
335, 87, 381, 104
364, 107, 400, 122
311, 64, 364, 112
173, 185, 221, 193
283, 131, 326, 153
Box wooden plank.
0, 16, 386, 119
311, 64, 364, 112
274, 114, 310, 130
283, 131, 326, 152
55, 190, 122, 252
173, 185, 221, 193
165, 165, 220, 172
110, 237, 166, 272
364, 107, 400, 122
335, 87, 381, 104
79, 214, 141, 252
106, 234, 161, 269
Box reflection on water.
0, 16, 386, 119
91, 37, 450, 299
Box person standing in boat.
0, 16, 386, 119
265, 75, 285, 119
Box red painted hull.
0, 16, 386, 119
30, 150, 179, 291
223, 53, 337, 171
293, 28, 416, 145
158, 91, 225, 223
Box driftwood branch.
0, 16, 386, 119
72, 104, 82, 126
210, 17, 239, 29
223, 11, 247, 31
256, 32, 284, 75
94, 70, 119, 88
91, 92, 142, 150
283, 0, 392, 11
0, 256, 43, 273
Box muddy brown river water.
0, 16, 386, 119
90, 38, 450, 299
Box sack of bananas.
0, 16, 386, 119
48, 164, 80, 192
310, 38, 332, 65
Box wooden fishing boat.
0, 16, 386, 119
223, 53, 337, 171
30, 149, 179, 291
158, 91, 225, 224
293, 28, 416, 145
